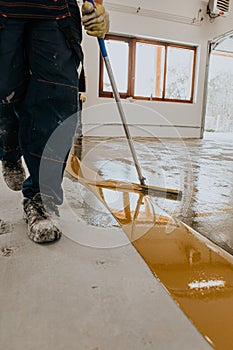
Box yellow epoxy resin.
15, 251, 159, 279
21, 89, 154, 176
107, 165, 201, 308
132, 223, 233, 350
66, 154, 233, 350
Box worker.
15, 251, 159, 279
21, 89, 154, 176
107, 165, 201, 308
0, 0, 109, 243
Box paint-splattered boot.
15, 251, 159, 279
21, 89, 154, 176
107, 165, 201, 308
23, 193, 62, 243
1, 159, 26, 191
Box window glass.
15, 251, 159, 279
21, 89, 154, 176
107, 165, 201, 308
134, 43, 165, 98
103, 40, 129, 93
165, 47, 194, 100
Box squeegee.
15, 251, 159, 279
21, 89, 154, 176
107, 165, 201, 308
84, 0, 182, 200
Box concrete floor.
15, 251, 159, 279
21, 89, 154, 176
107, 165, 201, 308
0, 133, 232, 350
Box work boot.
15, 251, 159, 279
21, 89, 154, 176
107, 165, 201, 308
1, 159, 26, 191
23, 193, 62, 243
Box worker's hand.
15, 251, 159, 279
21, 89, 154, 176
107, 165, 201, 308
80, 94, 87, 103
81, 1, 109, 38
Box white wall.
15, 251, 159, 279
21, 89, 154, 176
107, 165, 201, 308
81, 0, 233, 138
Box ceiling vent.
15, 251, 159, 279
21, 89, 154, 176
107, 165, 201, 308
207, 0, 231, 17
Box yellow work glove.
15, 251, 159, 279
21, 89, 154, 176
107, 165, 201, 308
81, 1, 109, 38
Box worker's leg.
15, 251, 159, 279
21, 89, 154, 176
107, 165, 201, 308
0, 16, 28, 190
19, 14, 82, 204
0, 16, 28, 162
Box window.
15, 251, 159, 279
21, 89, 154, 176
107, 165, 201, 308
99, 35, 197, 103
134, 42, 165, 99
103, 38, 129, 94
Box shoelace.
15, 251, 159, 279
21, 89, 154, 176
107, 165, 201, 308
30, 194, 60, 217
25, 199, 48, 222
3, 161, 21, 171
44, 200, 60, 217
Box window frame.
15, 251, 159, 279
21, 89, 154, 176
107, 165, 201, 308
99, 34, 197, 104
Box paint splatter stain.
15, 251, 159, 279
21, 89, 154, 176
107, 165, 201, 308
91, 286, 99, 289
0, 219, 12, 235
96, 260, 105, 265
1, 247, 14, 257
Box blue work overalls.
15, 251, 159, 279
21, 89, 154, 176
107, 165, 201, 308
0, 0, 83, 204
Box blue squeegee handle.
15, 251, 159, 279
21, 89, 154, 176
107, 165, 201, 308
98, 38, 108, 58
88, 0, 108, 58
87, 0, 146, 186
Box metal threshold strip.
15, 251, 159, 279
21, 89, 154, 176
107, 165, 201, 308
66, 153, 233, 350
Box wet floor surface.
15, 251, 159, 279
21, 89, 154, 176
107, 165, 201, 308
66, 134, 233, 350
69, 133, 233, 256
